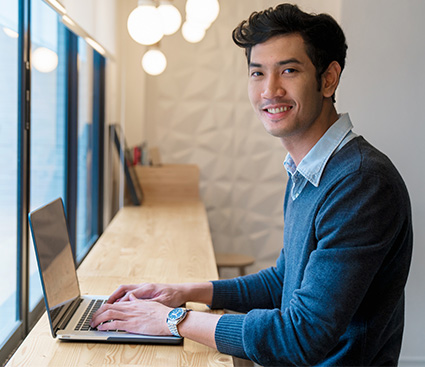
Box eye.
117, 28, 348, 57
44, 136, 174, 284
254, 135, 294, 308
250, 70, 263, 78
283, 68, 297, 74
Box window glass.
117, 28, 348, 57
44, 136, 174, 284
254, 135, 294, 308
29, 0, 67, 310
76, 38, 97, 261
0, 0, 19, 345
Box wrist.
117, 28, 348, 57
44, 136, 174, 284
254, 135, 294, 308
181, 282, 213, 304
175, 310, 220, 349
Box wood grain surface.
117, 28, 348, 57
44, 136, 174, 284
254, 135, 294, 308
7, 192, 232, 366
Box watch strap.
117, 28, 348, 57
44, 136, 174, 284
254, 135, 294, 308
168, 322, 180, 337
167, 308, 192, 337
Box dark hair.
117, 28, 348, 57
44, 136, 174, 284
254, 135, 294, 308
232, 3, 347, 102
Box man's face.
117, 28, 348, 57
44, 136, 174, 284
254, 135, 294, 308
248, 34, 325, 142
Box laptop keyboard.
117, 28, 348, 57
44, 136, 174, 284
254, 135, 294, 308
75, 299, 105, 331
74, 299, 125, 332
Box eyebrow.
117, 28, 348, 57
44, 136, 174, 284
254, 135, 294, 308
249, 58, 302, 69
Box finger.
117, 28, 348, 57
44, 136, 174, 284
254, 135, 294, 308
117, 292, 134, 302
91, 308, 128, 328
118, 284, 153, 302
91, 303, 131, 326
90, 309, 114, 328
107, 285, 131, 304
107, 292, 124, 304
92, 300, 142, 324
110, 284, 143, 303
91, 303, 107, 321
95, 319, 126, 332
129, 293, 137, 301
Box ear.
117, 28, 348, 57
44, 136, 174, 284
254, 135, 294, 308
321, 61, 342, 99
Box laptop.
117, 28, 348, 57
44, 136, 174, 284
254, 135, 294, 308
29, 197, 181, 344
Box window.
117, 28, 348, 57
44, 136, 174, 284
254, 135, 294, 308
76, 38, 98, 261
29, 0, 67, 311
0, 0, 19, 346
0, 0, 106, 363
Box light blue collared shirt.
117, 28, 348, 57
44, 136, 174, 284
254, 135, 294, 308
284, 113, 357, 200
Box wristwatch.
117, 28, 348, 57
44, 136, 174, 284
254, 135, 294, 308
166, 307, 192, 337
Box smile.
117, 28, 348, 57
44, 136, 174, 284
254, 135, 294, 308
266, 106, 293, 114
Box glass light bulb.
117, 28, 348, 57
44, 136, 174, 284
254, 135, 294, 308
127, 4, 164, 45
142, 49, 167, 76
185, 0, 219, 29
182, 21, 206, 43
158, 2, 182, 36
32, 47, 58, 73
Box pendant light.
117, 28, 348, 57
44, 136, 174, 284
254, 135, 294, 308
127, 0, 164, 46
158, 0, 182, 36
142, 46, 167, 75
181, 20, 206, 43
185, 0, 219, 29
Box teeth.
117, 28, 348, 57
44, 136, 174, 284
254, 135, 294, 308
267, 106, 290, 114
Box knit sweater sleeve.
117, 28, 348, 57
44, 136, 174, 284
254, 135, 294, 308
212, 159, 411, 366
209, 253, 285, 360
211, 251, 285, 312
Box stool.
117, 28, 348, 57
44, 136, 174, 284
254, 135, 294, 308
215, 252, 255, 277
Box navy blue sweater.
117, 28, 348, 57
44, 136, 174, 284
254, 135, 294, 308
211, 137, 413, 366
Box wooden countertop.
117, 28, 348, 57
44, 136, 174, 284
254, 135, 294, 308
6, 198, 233, 366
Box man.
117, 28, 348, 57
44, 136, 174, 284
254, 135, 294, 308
91, 4, 412, 365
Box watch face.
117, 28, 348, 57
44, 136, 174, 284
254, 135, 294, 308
168, 308, 185, 321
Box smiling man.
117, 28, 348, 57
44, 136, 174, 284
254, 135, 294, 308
91, 4, 413, 366
247, 33, 341, 164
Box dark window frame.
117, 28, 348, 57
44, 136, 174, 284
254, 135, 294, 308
65, 28, 79, 260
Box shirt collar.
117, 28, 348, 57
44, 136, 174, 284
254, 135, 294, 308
284, 113, 355, 188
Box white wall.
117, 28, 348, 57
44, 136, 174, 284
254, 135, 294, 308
338, 0, 425, 364
116, 0, 148, 148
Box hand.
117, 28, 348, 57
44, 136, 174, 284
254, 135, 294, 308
107, 283, 188, 308
90, 294, 172, 335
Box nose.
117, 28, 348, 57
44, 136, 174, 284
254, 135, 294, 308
261, 75, 285, 99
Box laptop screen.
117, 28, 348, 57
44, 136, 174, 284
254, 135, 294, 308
29, 198, 80, 313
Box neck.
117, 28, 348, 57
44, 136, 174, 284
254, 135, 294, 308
281, 102, 339, 166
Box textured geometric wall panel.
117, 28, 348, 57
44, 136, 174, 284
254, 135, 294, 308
145, 0, 287, 276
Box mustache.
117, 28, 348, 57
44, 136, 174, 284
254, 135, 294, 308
260, 99, 294, 109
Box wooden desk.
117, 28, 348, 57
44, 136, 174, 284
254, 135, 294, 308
6, 166, 233, 366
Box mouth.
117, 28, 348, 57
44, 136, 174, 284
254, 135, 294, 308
265, 106, 293, 114
262, 104, 294, 118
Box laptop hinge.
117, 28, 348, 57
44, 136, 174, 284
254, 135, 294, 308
55, 297, 82, 334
